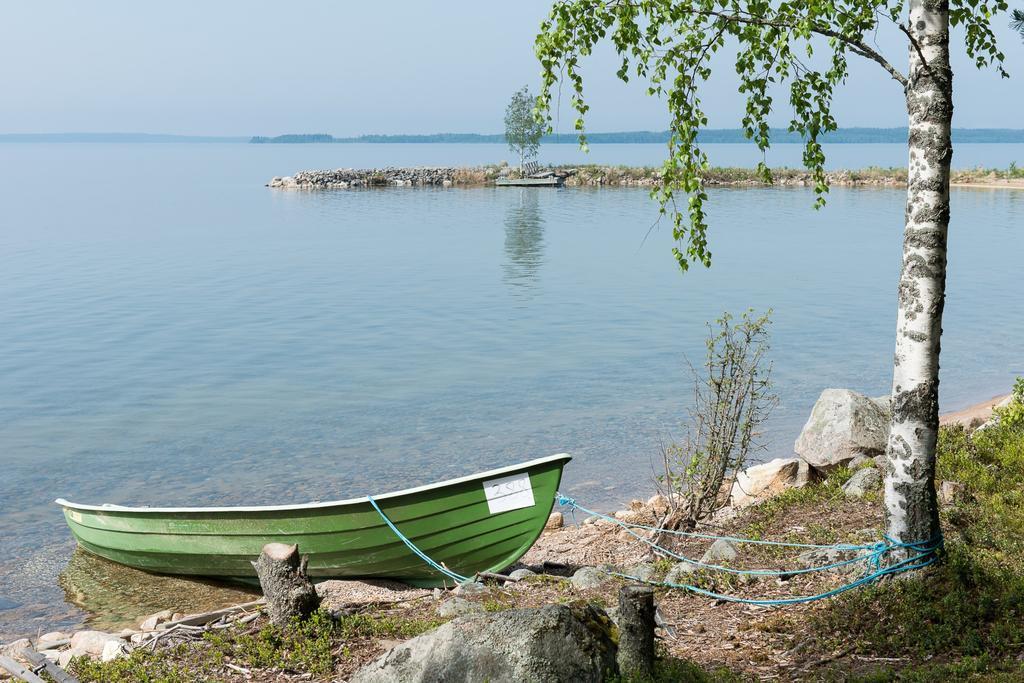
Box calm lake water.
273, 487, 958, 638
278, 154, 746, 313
1, 142, 1022, 638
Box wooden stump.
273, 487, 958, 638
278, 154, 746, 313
616, 585, 655, 680
251, 543, 320, 627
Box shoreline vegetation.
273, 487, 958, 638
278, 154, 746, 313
267, 163, 1024, 190
3, 388, 1020, 682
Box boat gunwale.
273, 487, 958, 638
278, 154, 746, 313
55, 453, 570, 514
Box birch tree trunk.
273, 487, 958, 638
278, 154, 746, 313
884, 0, 953, 559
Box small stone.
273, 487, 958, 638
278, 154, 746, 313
730, 458, 803, 507
849, 454, 872, 468
646, 494, 669, 514
101, 639, 127, 662
1, 638, 30, 659
139, 608, 173, 631
454, 581, 488, 596
436, 597, 485, 618
570, 566, 609, 589
665, 562, 697, 584
613, 509, 647, 524
118, 628, 135, 638
939, 480, 965, 505
627, 499, 645, 511
842, 468, 882, 498
701, 539, 739, 564
545, 512, 564, 529
38, 649, 60, 662
509, 568, 536, 581
171, 612, 185, 622
36, 631, 70, 649
625, 563, 656, 582
69, 630, 121, 657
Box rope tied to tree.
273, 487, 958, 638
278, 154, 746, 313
556, 492, 943, 605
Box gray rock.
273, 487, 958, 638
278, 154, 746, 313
453, 581, 489, 596
848, 454, 872, 468
508, 568, 537, 581
665, 562, 697, 584
0, 637, 30, 659
101, 639, 128, 662
797, 547, 866, 577
69, 630, 123, 657
139, 608, 173, 631
436, 598, 485, 618
701, 539, 739, 564
842, 468, 882, 498
36, 631, 70, 650
351, 604, 617, 683
624, 563, 656, 582
871, 395, 892, 416
570, 566, 609, 589
545, 512, 564, 529
795, 388, 891, 469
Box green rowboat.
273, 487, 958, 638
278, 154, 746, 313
57, 453, 570, 587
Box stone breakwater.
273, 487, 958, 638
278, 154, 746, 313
268, 165, 919, 190
268, 167, 479, 189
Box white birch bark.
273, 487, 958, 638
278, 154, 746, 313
884, 0, 953, 558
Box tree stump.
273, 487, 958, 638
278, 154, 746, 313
252, 543, 320, 626
616, 585, 655, 680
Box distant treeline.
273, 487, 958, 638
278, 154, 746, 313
250, 128, 1024, 144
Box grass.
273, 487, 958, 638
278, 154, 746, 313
786, 412, 1024, 679
609, 651, 748, 682
69, 609, 447, 682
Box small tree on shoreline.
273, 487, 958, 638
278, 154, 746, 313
657, 310, 777, 533
505, 86, 545, 174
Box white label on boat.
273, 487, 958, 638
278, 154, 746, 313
68, 510, 82, 523
483, 473, 535, 514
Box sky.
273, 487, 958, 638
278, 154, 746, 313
1, 1, 1022, 136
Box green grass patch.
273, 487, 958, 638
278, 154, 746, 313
798, 413, 1024, 668
69, 645, 204, 683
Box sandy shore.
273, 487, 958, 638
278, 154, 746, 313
940, 393, 1012, 426
952, 179, 1024, 191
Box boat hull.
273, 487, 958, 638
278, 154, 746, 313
58, 454, 569, 587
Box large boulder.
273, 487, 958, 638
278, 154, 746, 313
795, 389, 890, 470
730, 457, 810, 507
350, 604, 617, 683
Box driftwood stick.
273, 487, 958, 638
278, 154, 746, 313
0, 655, 46, 683
19, 649, 79, 683
158, 599, 265, 630
252, 543, 320, 627
616, 585, 656, 680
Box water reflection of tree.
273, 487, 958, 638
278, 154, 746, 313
503, 189, 546, 290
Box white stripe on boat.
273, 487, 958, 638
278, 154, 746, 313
55, 453, 571, 514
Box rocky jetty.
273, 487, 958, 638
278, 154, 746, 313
268, 167, 487, 189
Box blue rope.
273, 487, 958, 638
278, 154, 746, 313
366, 495, 470, 584
556, 492, 943, 604
558, 495, 874, 551
557, 494, 883, 575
